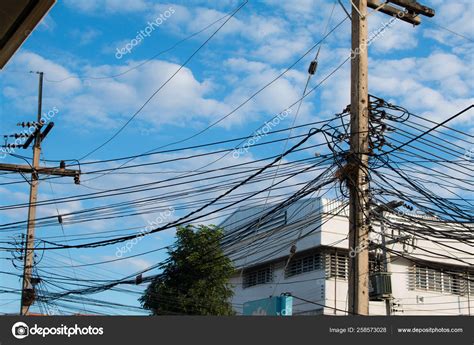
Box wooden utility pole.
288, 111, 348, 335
0, 72, 80, 315
347, 0, 435, 316
348, 0, 370, 316
20, 71, 43, 316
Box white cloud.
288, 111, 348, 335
370, 52, 474, 124
38, 14, 56, 32
70, 29, 102, 46
263, 0, 332, 20
63, 0, 150, 14
423, 0, 474, 47
3, 52, 233, 130
252, 34, 312, 64
368, 14, 418, 53
222, 57, 314, 126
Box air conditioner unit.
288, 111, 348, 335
369, 272, 392, 300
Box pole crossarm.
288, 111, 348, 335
372, 200, 404, 214
367, 0, 421, 25
368, 0, 435, 26
0, 163, 80, 177
388, 0, 435, 17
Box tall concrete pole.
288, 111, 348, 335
20, 72, 43, 315
348, 0, 370, 316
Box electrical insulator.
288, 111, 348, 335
60, 160, 66, 169
17, 122, 40, 128
308, 60, 318, 75
290, 244, 297, 255
8, 133, 28, 138
74, 174, 80, 185
58, 215, 63, 224
135, 274, 143, 285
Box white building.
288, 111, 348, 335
221, 198, 473, 315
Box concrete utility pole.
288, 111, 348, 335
21, 71, 44, 316
0, 72, 80, 315
348, 0, 370, 316
347, 0, 434, 316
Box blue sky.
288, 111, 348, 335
0, 0, 473, 315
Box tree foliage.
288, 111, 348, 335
140, 224, 235, 315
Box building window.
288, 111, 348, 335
468, 273, 474, 296
325, 252, 348, 280
415, 266, 428, 290
409, 265, 472, 296
430, 270, 443, 292
243, 266, 273, 288
443, 273, 462, 295
286, 253, 322, 278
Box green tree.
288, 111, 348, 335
140, 224, 235, 315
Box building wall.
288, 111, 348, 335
388, 257, 472, 316
223, 198, 473, 316
230, 260, 327, 315
230, 254, 473, 316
